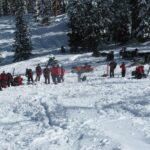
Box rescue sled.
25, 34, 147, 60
71, 64, 93, 74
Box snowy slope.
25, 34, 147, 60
0, 15, 150, 150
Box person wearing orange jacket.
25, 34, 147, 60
43, 65, 51, 84
120, 62, 126, 77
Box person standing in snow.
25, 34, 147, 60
43, 65, 51, 84
60, 66, 65, 82
0, 74, 2, 91
109, 61, 117, 77
75, 66, 82, 82
120, 62, 126, 77
1, 71, 7, 88
51, 65, 57, 84
26, 68, 34, 84
61, 46, 66, 54
35, 64, 42, 82
56, 64, 61, 83
6, 72, 13, 87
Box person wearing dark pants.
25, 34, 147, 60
43, 66, 50, 84
60, 66, 65, 82
120, 62, 126, 77
35, 64, 42, 82
26, 69, 34, 84
109, 61, 117, 78
51, 65, 57, 84
56, 65, 61, 83
0, 75, 2, 91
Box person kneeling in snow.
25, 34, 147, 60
12, 75, 23, 86
135, 65, 145, 79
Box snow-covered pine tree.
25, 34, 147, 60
2, 0, 9, 15
136, 0, 150, 41
14, 4, 32, 61
67, 0, 112, 56
0, 0, 3, 16
51, 0, 67, 16
67, 0, 83, 53
111, 0, 130, 43
130, 0, 141, 40
33, 0, 51, 24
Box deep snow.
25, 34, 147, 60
0, 14, 150, 150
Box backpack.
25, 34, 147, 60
82, 76, 86, 81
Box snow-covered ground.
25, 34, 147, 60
0, 15, 150, 150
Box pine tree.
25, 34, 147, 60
0, 0, 3, 16
67, 0, 83, 53
14, 5, 32, 61
130, 0, 140, 39
136, 0, 150, 41
67, 0, 112, 56
111, 0, 130, 43
2, 0, 9, 15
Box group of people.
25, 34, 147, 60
109, 60, 146, 79
0, 71, 23, 91
25, 64, 65, 85
0, 64, 65, 91
109, 61, 126, 78
0, 58, 147, 91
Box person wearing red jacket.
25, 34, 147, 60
56, 65, 61, 83
1, 71, 7, 88
140, 65, 144, 75
60, 66, 65, 82
137, 66, 141, 79
35, 64, 42, 82
51, 65, 58, 84
120, 62, 126, 77
135, 65, 144, 79
13, 75, 23, 86
6, 73, 13, 87
43, 65, 51, 84
0, 74, 2, 91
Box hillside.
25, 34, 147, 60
0, 15, 150, 150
